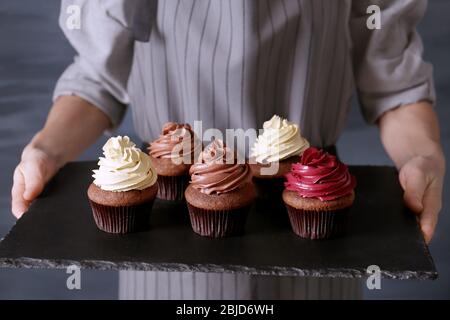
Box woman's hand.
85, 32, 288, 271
10, 95, 112, 218
399, 154, 445, 243
378, 101, 445, 243
378, 101, 445, 244
11, 144, 62, 218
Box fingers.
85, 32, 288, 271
399, 157, 444, 244
11, 159, 46, 219
399, 164, 427, 214
21, 160, 45, 201
419, 183, 443, 244
11, 166, 29, 218
10, 145, 59, 219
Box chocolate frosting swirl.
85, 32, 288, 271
148, 122, 200, 163
189, 139, 252, 195
285, 147, 356, 201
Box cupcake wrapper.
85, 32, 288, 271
187, 204, 251, 238
156, 175, 190, 201
285, 204, 349, 240
89, 200, 155, 234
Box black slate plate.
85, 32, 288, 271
0, 162, 437, 279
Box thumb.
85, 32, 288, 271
399, 165, 426, 214
21, 160, 46, 201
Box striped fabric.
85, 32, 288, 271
118, 271, 363, 300
55, 0, 435, 149
129, 0, 355, 147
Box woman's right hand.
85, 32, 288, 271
10, 96, 113, 218
11, 143, 62, 218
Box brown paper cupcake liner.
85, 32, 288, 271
89, 200, 155, 234
186, 203, 251, 238
156, 175, 190, 201
285, 204, 349, 239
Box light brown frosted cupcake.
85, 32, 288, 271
185, 139, 256, 238
88, 136, 158, 234
148, 122, 201, 201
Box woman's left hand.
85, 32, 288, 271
399, 154, 445, 244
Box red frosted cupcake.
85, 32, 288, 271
282, 147, 356, 239
148, 122, 201, 201
88, 136, 158, 234
185, 139, 256, 238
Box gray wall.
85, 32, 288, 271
0, 0, 448, 299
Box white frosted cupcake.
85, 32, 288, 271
87, 136, 158, 234
249, 115, 309, 198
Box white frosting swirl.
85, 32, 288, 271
93, 136, 157, 192
251, 115, 310, 163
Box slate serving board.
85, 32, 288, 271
0, 162, 437, 279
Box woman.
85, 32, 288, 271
11, 0, 445, 299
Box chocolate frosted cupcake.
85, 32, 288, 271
87, 136, 158, 234
185, 139, 256, 238
249, 115, 309, 199
148, 122, 201, 201
282, 147, 356, 239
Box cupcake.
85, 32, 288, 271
282, 147, 356, 239
185, 139, 256, 238
148, 122, 201, 200
249, 115, 309, 199
87, 136, 158, 234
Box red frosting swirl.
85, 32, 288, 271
189, 139, 251, 195
284, 147, 356, 201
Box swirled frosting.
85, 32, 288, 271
251, 115, 310, 163
189, 139, 252, 195
285, 147, 356, 201
93, 136, 157, 192
148, 122, 200, 164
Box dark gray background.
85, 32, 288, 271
0, 0, 448, 299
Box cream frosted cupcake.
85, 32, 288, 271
249, 115, 309, 198
87, 136, 158, 234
